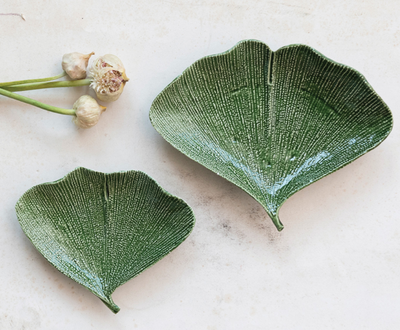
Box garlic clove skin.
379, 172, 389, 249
88, 54, 129, 102
62, 52, 95, 80
72, 95, 106, 129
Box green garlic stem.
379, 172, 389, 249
4, 79, 92, 92
3, 79, 91, 92
0, 87, 75, 116
0, 72, 67, 87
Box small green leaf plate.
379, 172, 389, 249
150, 40, 393, 231
15, 167, 195, 313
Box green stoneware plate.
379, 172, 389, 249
150, 39, 393, 231
15, 167, 195, 313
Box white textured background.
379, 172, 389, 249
0, 1, 399, 329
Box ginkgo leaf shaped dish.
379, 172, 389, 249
15, 167, 195, 313
150, 39, 393, 231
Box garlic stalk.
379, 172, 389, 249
0, 87, 75, 115
3, 79, 91, 92
0, 88, 107, 128
0, 71, 67, 88
2, 54, 129, 102
0, 52, 126, 129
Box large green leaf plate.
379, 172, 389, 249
150, 40, 393, 231
15, 167, 195, 313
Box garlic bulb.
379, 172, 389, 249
62, 52, 95, 80
72, 95, 106, 128
88, 54, 129, 102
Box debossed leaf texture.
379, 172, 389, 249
150, 40, 392, 230
16, 167, 195, 313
